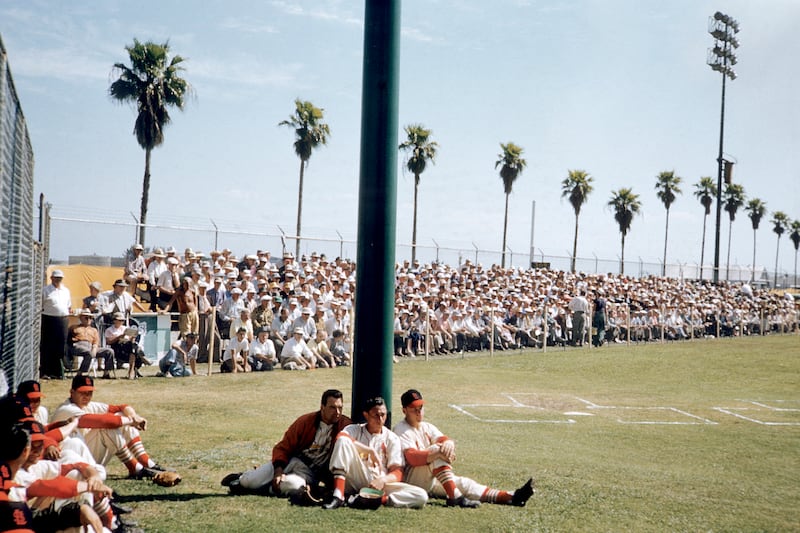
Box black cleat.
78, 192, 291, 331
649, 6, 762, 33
446, 495, 481, 508
323, 496, 345, 510
220, 472, 242, 487
128, 467, 157, 480
511, 477, 535, 507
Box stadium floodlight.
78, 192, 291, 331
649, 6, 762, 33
707, 11, 740, 284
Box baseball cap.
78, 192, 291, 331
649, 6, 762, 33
401, 389, 424, 408
20, 420, 46, 441
184, 331, 198, 338
51, 269, 64, 278
293, 327, 305, 335
71, 375, 95, 392
17, 380, 45, 400
113, 279, 128, 287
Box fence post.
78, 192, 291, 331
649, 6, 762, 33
210, 218, 219, 251
336, 230, 344, 259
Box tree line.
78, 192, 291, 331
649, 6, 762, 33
109, 40, 800, 283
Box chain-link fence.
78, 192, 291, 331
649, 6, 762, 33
47, 208, 797, 289
0, 35, 40, 393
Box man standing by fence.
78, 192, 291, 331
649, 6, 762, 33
40, 269, 72, 380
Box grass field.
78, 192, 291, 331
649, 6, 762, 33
35, 335, 800, 532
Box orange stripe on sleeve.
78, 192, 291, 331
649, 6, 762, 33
25, 477, 79, 499
404, 448, 430, 467
77, 414, 124, 429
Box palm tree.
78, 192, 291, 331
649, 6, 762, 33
693, 176, 717, 279
744, 198, 767, 282
495, 142, 527, 268
789, 220, 800, 288
561, 170, 594, 273
771, 211, 790, 288
722, 183, 746, 280
608, 188, 642, 275
109, 39, 190, 246
654, 171, 682, 276
399, 124, 438, 263
279, 99, 330, 258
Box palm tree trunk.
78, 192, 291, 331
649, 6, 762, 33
620, 231, 626, 275
411, 174, 419, 263
501, 192, 509, 268
138, 147, 152, 246
751, 228, 757, 282
726, 219, 733, 281
571, 213, 579, 273
774, 236, 781, 288
662, 209, 670, 276
700, 214, 708, 280
794, 248, 798, 288
295, 159, 305, 258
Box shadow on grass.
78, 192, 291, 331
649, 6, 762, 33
114, 491, 232, 504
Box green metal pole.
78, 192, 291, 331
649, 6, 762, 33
352, 0, 401, 426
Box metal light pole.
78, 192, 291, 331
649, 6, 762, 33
708, 11, 739, 284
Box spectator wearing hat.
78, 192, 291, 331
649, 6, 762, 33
279, 328, 316, 370
156, 257, 181, 311
231, 308, 254, 343
104, 312, 146, 380
196, 281, 218, 363
82, 281, 107, 318
40, 269, 72, 379
249, 327, 277, 371
68, 309, 115, 379
146, 248, 167, 311
158, 332, 198, 377
102, 279, 147, 323
291, 307, 317, 342
125, 243, 148, 296
219, 288, 246, 340
252, 295, 274, 333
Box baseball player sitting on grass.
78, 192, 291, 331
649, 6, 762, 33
323, 396, 428, 509
393, 389, 535, 508
51, 375, 173, 481
221, 389, 351, 503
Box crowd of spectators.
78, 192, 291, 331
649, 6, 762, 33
117, 245, 799, 368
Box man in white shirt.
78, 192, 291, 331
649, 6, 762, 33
393, 389, 534, 508
41, 269, 72, 379
324, 396, 428, 509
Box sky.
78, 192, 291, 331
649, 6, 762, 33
1, 0, 799, 276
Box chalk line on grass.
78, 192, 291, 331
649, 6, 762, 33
713, 400, 800, 426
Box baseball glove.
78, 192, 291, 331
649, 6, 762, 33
152, 471, 182, 487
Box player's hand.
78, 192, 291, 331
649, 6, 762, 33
85, 476, 105, 493
43, 445, 61, 461
439, 440, 456, 463
272, 471, 285, 494
131, 415, 147, 431
369, 476, 387, 491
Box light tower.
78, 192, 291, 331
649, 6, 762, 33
707, 11, 739, 284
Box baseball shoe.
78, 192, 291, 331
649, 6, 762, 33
446, 495, 481, 508
128, 467, 157, 480
323, 496, 345, 510
220, 472, 242, 487
511, 477, 535, 507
